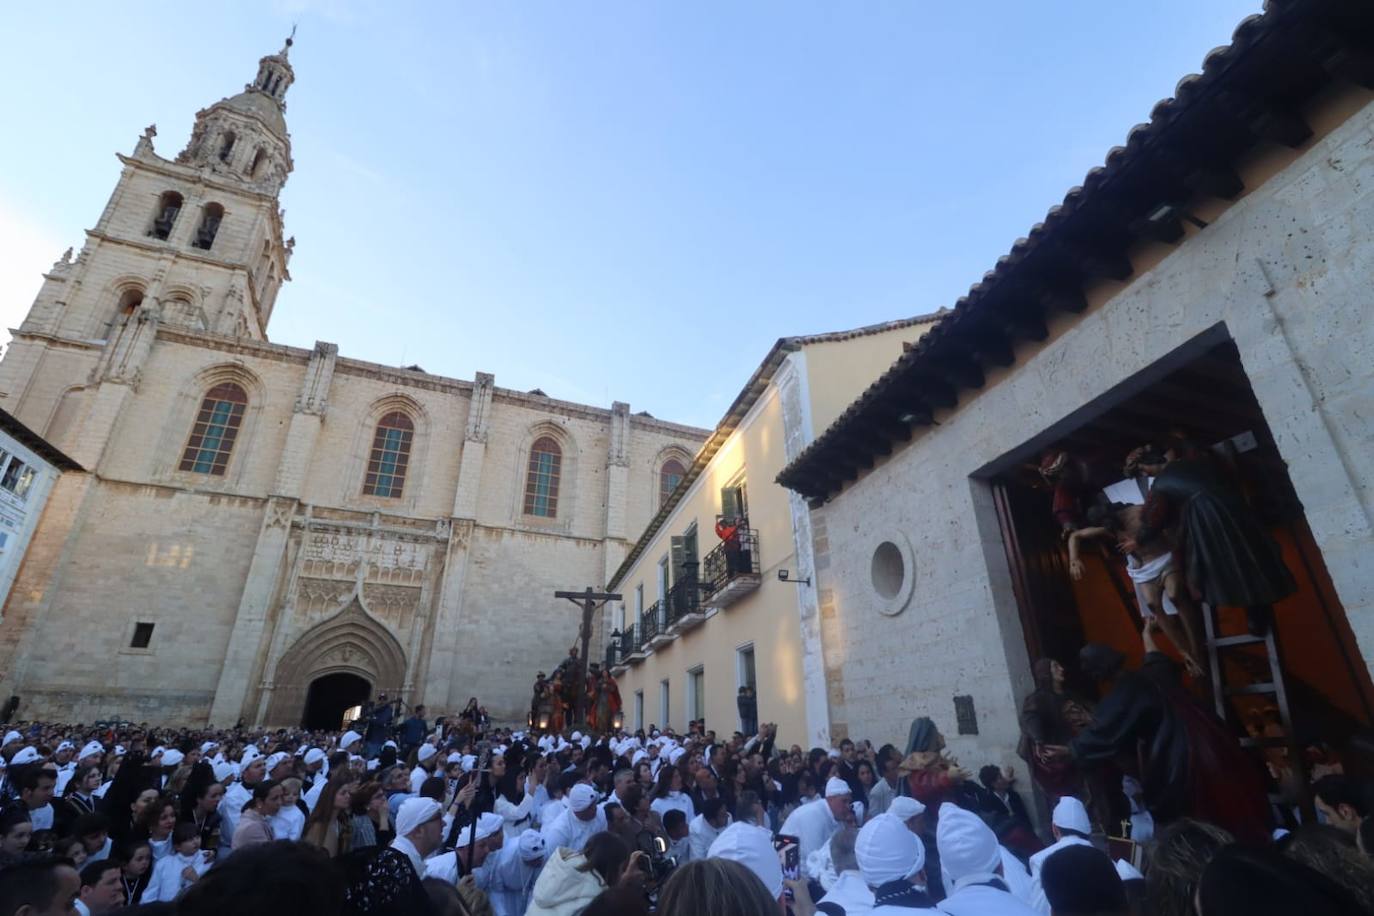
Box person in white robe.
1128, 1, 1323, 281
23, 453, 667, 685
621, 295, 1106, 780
817, 826, 875, 915
217, 751, 266, 859
688, 798, 731, 861
540, 784, 605, 854
426, 812, 502, 884
391, 797, 445, 880
854, 813, 938, 913
142, 824, 212, 903
486, 829, 547, 916
935, 803, 1038, 916
410, 744, 440, 794
780, 776, 854, 880
709, 822, 787, 908
1026, 797, 1094, 914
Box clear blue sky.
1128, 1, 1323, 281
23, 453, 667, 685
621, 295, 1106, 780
0, 1, 1262, 429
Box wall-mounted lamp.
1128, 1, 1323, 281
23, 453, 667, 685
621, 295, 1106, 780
777, 569, 811, 587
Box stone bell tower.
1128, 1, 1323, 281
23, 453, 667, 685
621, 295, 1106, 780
0, 37, 299, 463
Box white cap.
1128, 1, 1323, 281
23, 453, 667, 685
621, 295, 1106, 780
212, 761, 236, 782
887, 797, 926, 822
518, 831, 547, 863
857, 813, 926, 886
568, 783, 598, 813
417, 744, 437, 763
572, 731, 582, 741
1051, 797, 1091, 835
161, 749, 185, 767
667, 746, 686, 765
824, 777, 853, 799
56, 741, 75, 753
239, 750, 264, 769
461, 755, 476, 773
339, 730, 362, 750
11, 747, 41, 765
303, 748, 326, 766
78, 741, 105, 761
936, 803, 1001, 890
447, 752, 464, 765
395, 797, 443, 837
200, 741, 219, 754
827, 749, 841, 759
708, 822, 783, 899
384, 740, 398, 749
1, 731, 20, 746
265, 752, 289, 772
1114, 858, 1144, 882
454, 812, 504, 848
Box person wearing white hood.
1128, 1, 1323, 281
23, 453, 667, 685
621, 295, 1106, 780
707, 820, 788, 909
780, 776, 855, 879
934, 804, 1038, 916
1025, 797, 1093, 915
817, 826, 876, 915
217, 751, 266, 860
410, 743, 439, 794
486, 829, 548, 916
540, 783, 606, 854
856, 813, 938, 913
425, 811, 502, 883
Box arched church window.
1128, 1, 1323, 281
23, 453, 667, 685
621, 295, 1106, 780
192, 203, 225, 251
249, 147, 268, 178
363, 412, 414, 498
523, 436, 562, 518
148, 191, 183, 241
103, 287, 144, 338
218, 131, 236, 163
179, 382, 248, 476
659, 458, 687, 507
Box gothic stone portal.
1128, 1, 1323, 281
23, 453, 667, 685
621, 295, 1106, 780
262, 597, 406, 727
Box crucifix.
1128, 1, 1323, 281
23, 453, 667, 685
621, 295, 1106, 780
555, 586, 621, 725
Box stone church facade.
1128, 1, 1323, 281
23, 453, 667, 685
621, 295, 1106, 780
0, 40, 707, 726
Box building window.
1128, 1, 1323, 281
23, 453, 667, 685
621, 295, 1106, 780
523, 436, 562, 517
0, 458, 35, 501
362, 412, 414, 498
659, 678, 670, 728
659, 458, 686, 506
737, 645, 756, 691
179, 382, 248, 475
148, 191, 183, 240
191, 203, 225, 251
249, 147, 268, 178
687, 666, 705, 723
218, 131, 236, 163
634, 690, 645, 731
130, 622, 155, 649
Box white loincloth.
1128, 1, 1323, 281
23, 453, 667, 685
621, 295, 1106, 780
1126, 553, 1179, 617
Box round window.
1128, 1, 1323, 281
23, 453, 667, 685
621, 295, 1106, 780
871, 541, 905, 600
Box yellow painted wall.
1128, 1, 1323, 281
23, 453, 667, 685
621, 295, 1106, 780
804, 320, 938, 433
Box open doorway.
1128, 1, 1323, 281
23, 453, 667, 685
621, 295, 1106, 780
987, 334, 1374, 814
302, 672, 372, 731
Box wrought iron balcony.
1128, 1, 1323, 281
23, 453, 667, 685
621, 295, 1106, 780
664, 572, 707, 632
644, 600, 673, 648
624, 623, 647, 663
702, 525, 761, 609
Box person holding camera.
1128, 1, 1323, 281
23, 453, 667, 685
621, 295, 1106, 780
526, 831, 648, 916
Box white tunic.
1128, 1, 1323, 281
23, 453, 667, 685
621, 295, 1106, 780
218, 783, 251, 855
494, 791, 537, 840
1026, 836, 1093, 914
818, 870, 875, 916
779, 797, 840, 879
143, 850, 212, 903
270, 805, 306, 842
485, 840, 544, 916
649, 791, 695, 823
938, 883, 1041, 916
540, 805, 606, 854
997, 847, 1035, 905
28, 804, 53, 831
687, 813, 724, 862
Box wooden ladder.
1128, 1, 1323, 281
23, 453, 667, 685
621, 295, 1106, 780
1202, 605, 1313, 825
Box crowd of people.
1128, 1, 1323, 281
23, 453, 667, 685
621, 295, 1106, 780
0, 698, 1371, 916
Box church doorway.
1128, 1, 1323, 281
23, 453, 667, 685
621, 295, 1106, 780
302, 672, 372, 731
986, 332, 1374, 824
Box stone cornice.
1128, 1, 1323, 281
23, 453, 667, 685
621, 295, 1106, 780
155, 326, 311, 365
86, 229, 251, 273
117, 152, 279, 203
6, 331, 103, 353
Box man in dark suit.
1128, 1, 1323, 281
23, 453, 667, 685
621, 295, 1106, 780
979, 764, 1034, 837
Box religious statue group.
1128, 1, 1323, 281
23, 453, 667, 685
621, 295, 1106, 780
529, 646, 622, 735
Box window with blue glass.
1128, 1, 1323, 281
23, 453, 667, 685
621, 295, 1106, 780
523, 436, 562, 518
179, 382, 247, 475
363, 412, 414, 498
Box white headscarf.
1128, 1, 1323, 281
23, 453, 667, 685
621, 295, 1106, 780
825, 777, 853, 798
857, 813, 925, 886
936, 803, 1002, 891
709, 822, 783, 898
568, 783, 598, 813
395, 797, 443, 838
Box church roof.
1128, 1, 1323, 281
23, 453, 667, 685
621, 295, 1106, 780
777, 0, 1374, 505
0, 408, 82, 472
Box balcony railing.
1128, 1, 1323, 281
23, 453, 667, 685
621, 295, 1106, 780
625, 623, 646, 662
702, 525, 761, 609
665, 572, 707, 632
643, 601, 673, 648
